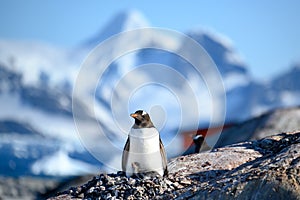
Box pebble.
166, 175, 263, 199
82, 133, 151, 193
99, 186, 106, 191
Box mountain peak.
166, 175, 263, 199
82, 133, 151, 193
116, 9, 149, 29
186, 28, 248, 76
83, 10, 149, 48
188, 28, 234, 50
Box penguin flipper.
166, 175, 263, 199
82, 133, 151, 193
122, 138, 130, 172
159, 137, 168, 176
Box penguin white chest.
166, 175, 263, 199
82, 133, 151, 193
126, 128, 163, 176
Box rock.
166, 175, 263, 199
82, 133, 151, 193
48, 131, 300, 200
168, 145, 261, 176
216, 107, 300, 147
0, 176, 61, 200
180, 131, 300, 199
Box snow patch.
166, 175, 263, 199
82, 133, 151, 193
280, 91, 300, 106
224, 73, 250, 91
31, 149, 98, 176
0, 93, 80, 145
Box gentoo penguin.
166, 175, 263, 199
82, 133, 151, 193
193, 134, 205, 153
122, 110, 168, 177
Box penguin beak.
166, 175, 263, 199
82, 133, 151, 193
130, 113, 139, 118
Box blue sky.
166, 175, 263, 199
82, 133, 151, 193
0, 0, 300, 80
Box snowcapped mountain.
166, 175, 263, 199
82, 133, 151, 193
0, 10, 299, 177
0, 40, 77, 88
270, 64, 300, 106
178, 30, 252, 122
83, 10, 150, 49
0, 62, 100, 177
187, 30, 248, 77
248, 63, 300, 115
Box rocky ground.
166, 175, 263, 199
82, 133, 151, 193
49, 130, 300, 200
0, 175, 94, 200
0, 177, 57, 200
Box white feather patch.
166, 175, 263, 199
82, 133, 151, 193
125, 127, 164, 176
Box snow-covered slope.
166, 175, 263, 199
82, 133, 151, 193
244, 64, 300, 117
0, 63, 100, 177
0, 40, 77, 88
178, 30, 252, 122
270, 64, 300, 106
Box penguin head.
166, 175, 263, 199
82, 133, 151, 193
130, 110, 154, 128
193, 134, 204, 145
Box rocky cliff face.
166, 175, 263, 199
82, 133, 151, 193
49, 130, 300, 200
